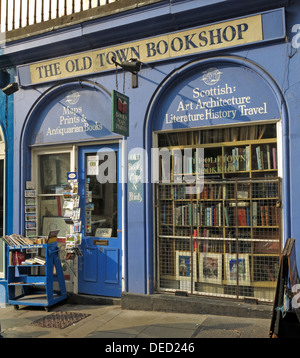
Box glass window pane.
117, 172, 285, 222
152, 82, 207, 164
38, 195, 71, 236
85, 152, 118, 237
39, 153, 70, 194
38, 153, 70, 236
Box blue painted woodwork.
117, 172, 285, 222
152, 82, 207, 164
78, 144, 122, 297
7, 243, 67, 309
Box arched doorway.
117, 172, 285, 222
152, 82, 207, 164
19, 80, 124, 297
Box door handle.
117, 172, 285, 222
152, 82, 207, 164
99, 247, 103, 253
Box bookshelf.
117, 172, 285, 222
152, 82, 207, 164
155, 123, 281, 301
6, 240, 67, 310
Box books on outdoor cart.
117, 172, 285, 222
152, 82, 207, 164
1, 231, 60, 247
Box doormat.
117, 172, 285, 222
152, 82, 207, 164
31, 311, 91, 329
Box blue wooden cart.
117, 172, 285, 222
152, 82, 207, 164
7, 242, 67, 311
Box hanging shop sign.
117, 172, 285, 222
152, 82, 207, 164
111, 90, 129, 137
17, 9, 285, 86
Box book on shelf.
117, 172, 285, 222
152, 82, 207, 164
203, 155, 222, 174
224, 146, 250, 172
253, 201, 258, 226
200, 184, 223, 200
203, 204, 222, 226
9, 251, 26, 265
259, 205, 278, 227
226, 202, 250, 226
228, 201, 249, 207
256, 146, 262, 170
254, 145, 277, 170
22, 258, 37, 265
32, 256, 46, 265
193, 203, 197, 225
11, 254, 46, 266
175, 203, 192, 226
237, 207, 250, 226
174, 185, 186, 200
173, 202, 224, 227
253, 180, 278, 198
224, 207, 229, 226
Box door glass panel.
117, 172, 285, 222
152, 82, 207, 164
85, 152, 118, 238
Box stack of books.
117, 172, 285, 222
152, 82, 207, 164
2, 234, 35, 246
21, 256, 46, 266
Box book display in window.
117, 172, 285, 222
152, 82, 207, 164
175, 251, 197, 291
199, 253, 222, 284
156, 123, 281, 301
225, 254, 251, 286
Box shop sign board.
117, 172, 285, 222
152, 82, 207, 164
27, 14, 262, 84
17, 9, 287, 86
111, 90, 129, 137
28, 87, 118, 146
128, 151, 143, 203
152, 63, 281, 131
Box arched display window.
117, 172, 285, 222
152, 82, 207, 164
145, 56, 288, 302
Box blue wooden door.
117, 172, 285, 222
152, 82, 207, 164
78, 144, 122, 297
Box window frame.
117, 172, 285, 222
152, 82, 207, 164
153, 120, 283, 301
31, 145, 76, 236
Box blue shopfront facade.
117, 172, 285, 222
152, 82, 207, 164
1, 0, 300, 304
0, 67, 14, 305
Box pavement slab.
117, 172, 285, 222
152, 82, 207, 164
0, 303, 271, 339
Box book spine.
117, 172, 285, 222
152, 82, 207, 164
267, 145, 271, 169
252, 202, 257, 226
260, 206, 265, 226
256, 146, 261, 170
